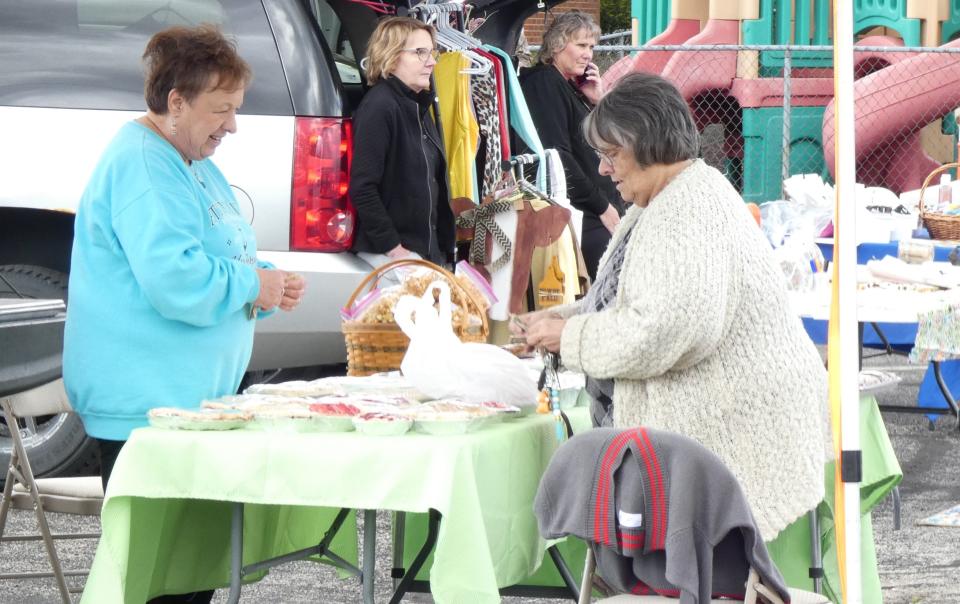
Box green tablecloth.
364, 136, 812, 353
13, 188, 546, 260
81, 413, 571, 603
768, 394, 902, 602
407, 397, 900, 603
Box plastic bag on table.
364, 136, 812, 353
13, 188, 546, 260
394, 280, 538, 408
761, 200, 833, 249
771, 238, 825, 292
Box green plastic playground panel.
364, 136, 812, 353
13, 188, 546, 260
742, 0, 832, 73
741, 106, 828, 202
940, 0, 960, 43
853, 0, 921, 46
632, 0, 670, 45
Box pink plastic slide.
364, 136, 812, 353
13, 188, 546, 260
602, 18, 701, 89
659, 19, 739, 102
823, 38, 960, 193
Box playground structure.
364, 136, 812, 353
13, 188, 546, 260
604, 0, 960, 203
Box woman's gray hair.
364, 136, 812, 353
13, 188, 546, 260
539, 11, 601, 65
583, 72, 700, 168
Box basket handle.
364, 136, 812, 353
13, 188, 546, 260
344, 258, 490, 335
918, 162, 960, 218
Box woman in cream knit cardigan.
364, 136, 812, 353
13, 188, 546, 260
515, 73, 829, 542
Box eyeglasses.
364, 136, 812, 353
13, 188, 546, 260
592, 146, 619, 167
402, 48, 440, 63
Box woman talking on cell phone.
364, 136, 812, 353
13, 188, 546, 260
519, 11, 624, 280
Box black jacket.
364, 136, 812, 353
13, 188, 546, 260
519, 64, 623, 220
349, 76, 455, 262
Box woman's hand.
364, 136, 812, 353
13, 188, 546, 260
278, 272, 306, 312
254, 268, 286, 311
525, 316, 566, 353
579, 62, 605, 106
599, 203, 621, 234
508, 309, 561, 338
387, 244, 412, 260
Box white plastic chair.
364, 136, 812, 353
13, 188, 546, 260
579, 547, 830, 604
0, 379, 103, 603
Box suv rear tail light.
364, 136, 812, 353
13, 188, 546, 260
291, 117, 354, 252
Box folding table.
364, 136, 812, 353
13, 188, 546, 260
792, 275, 960, 429
81, 411, 581, 603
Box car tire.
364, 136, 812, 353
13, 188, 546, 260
0, 264, 100, 485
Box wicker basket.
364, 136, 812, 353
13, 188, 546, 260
918, 162, 960, 240
341, 258, 489, 377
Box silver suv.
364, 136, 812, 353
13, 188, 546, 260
0, 0, 374, 480
0, 0, 546, 483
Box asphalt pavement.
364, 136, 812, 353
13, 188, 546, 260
2, 350, 960, 603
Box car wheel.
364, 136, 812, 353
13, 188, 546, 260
0, 264, 100, 485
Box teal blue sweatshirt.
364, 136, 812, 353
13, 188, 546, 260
64, 121, 266, 440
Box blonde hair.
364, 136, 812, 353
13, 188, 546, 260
364, 17, 436, 85
539, 11, 600, 65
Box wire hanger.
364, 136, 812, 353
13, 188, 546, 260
411, 2, 492, 74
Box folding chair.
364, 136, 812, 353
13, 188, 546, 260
0, 379, 103, 604
579, 548, 829, 604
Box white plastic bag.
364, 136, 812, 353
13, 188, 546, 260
394, 280, 538, 408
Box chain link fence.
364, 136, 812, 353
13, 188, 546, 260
580, 43, 960, 204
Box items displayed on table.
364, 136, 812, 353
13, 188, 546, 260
916, 162, 960, 240
352, 411, 413, 436
146, 374, 527, 436
147, 407, 252, 431
341, 259, 492, 376
865, 256, 960, 289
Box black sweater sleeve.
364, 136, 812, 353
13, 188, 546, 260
521, 70, 611, 217
348, 98, 402, 253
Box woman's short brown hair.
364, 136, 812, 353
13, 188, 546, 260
363, 17, 435, 86
142, 24, 252, 114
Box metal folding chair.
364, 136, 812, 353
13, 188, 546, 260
0, 379, 103, 604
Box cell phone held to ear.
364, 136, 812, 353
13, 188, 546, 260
575, 69, 589, 87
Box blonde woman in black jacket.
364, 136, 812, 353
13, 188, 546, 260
520, 11, 624, 280
349, 17, 455, 270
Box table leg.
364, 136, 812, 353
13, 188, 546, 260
227, 502, 243, 604
391, 511, 405, 592
362, 509, 376, 604
931, 361, 960, 431
389, 509, 441, 604
808, 509, 822, 594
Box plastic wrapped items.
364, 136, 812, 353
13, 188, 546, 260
771, 239, 825, 292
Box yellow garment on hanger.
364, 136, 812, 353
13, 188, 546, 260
528, 197, 586, 308
435, 52, 479, 201
537, 255, 565, 308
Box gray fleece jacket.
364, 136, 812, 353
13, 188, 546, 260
534, 427, 790, 603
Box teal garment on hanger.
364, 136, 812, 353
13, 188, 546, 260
471, 151, 480, 202
483, 45, 547, 190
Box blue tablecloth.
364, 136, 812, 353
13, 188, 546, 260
815, 239, 956, 265
802, 240, 959, 413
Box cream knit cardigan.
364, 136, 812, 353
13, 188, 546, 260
558, 160, 830, 541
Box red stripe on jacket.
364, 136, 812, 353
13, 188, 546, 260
638, 428, 666, 548
595, 432, 634, 545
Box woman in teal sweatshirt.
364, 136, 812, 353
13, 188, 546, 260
63, 26, 304, 496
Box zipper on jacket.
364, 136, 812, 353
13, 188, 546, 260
416, 107, 435, 259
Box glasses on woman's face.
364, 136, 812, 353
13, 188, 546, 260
403, 47, 440, 63
592, 146, 619, 167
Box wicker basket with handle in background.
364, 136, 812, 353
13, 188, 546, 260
341, 258, 490, 377
918, 162, 960, 240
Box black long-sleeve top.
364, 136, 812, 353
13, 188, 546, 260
348, 76, 455, 263
519, 63, 623, 219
